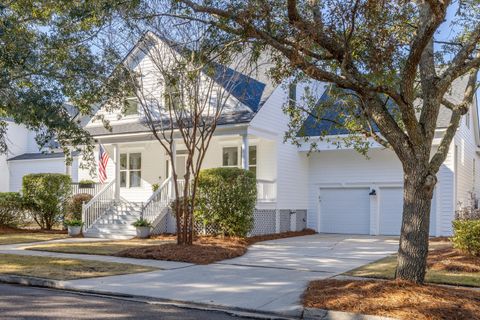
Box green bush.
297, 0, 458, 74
452, 220, 480, 256
78, 180, 95, 188
22, 173, 72, 230
66, 193, 93, 220
132, 218, 152, 228
65, 219, 83, 227
196, 167, 257, 237
0, 192, 25, 227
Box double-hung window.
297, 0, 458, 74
124, 97, 139, 116
221, 146, 257, 174
120, 153, 142, 188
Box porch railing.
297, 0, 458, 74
256, 179, 277, 202
71, 183, 103, 196
141, 177, 172, 224
81, 180, 116, 231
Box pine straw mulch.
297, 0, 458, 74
427, 246, 480, 273
115, 229, 316, 264
303, 279, 480, 320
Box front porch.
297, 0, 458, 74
91, 134, 278, 205
79, 133, 280, 238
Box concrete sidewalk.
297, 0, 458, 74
0, 234, 398, 317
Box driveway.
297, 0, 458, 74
62, 234, 398, 317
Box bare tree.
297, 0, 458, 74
139, 0, 480, 282
120, 21, 254, 244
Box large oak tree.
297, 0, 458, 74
155, 0, 480, 283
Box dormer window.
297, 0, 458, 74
124, 97, 139, 116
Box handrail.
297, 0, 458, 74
82, 180, 116, 231
141, 177, 172, 224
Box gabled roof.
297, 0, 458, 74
301, 77, 477, 137
7, 151, 79, 162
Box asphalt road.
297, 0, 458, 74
0, 283, 258, 320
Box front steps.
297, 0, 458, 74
83, 202, 143, 239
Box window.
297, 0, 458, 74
465, 110, 470, 128
124, 98, 138, 116
249, 146, 257, 174
288, 82, 297, 108
222, 146, 257, 173
222, 147, 238, 167
120, 153, 141, 188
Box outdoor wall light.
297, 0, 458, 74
369, 189, 377, 196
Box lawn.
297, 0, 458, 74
26, 229, 316, 264
0, 253, 156, 280
0, 227, 67, 245
345, 242, 480, 287
303, 279, 480, 320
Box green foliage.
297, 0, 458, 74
22, 173, 72, 230
64, 219, 83, 227
196, 167, 257, 237
66, 193, 93, 221
0, 192, 25, 227
132, 218, 152, 228
152, 183, 160, 192
78, 180, 95, 187
452, 220, 480, 257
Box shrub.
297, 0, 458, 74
22, 173, 72, 230
65, 219, 83, 227
0, 192, 25, 227
452, 220, 480, 256
66, 193, 93, 220
196, 167, 257, 237
132, 218, 152, 228
78, 180, 95, 188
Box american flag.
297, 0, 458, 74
98, 144, 109, 184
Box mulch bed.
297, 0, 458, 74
116, 229, 315, 264
0, 226, 66, 234
303, 279, 480, 320
428, 247, 480, 272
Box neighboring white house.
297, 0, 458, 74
76, 32, 480, 238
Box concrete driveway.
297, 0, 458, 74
64, 234, 398, 317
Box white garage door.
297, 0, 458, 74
379, 187, 436, 236
319, 187, 370, 234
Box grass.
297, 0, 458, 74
0, 253, 156, 280
0, 233, 67, 245
303, 279, 480, 320
345, 242, 480, 287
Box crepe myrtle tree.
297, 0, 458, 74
118, 19, 255, 245
0, 1, 136, 168
156, 0, 480, 283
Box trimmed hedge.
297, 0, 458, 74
0, 192, 24, 227
452, 220, 480, 256
22, 173, 72, 230
66, 193, 93, 220
196, 167, 257, 237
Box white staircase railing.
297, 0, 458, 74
257, 179, 277, 202
141, 177, 172, 224
82, 180, 116, 231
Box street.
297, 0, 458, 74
0, 283, 257, 320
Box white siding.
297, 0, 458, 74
249, 85, 309, 210
8, 159, 67, 192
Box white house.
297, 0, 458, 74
0, 119, 80, 193
76, 32, 480, 239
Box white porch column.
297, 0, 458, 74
241, 134, 249, 170
169, 140, 176, 199
113, 144, 120, 201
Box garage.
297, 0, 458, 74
319, 187, 371, 234
379, 187, 436, 236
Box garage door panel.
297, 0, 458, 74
379, 187, 436, 236
319, 187, 370, 234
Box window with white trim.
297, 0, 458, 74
124, 97, 139, 116
249, 146, 257, 174
221, 146, 257, 173
120, 153, 141, 188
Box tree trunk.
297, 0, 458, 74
395, 166, 436, 283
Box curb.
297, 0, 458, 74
303, 308, 397, 320
0, 275, 398, 320
0, 275, 295, 320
